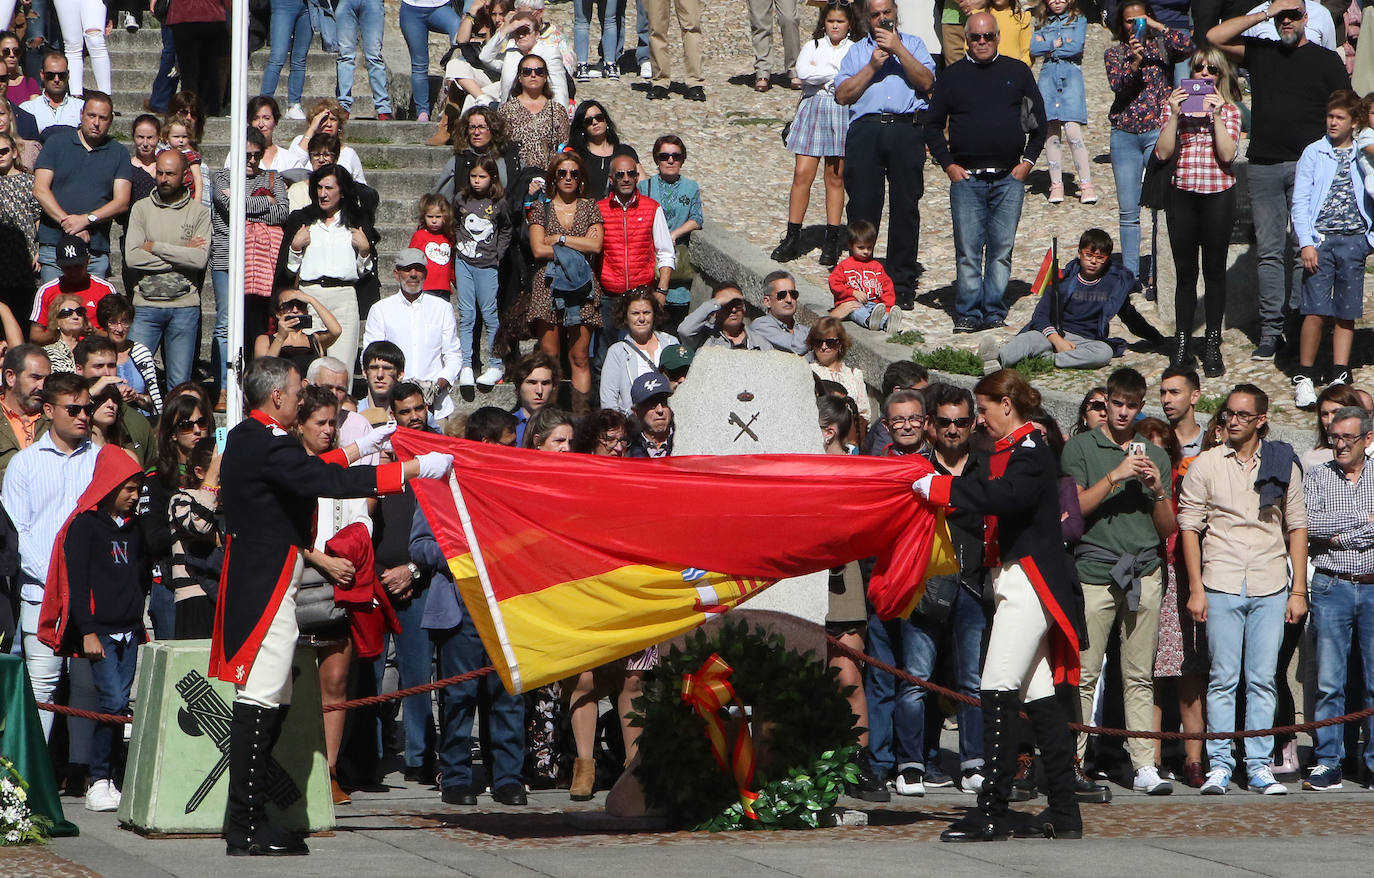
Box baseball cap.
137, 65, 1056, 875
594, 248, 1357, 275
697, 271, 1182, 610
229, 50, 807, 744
658, 343, 694, 373
630, 371, 672, 407
393, 247, 427, 269
55, 234, 88, 268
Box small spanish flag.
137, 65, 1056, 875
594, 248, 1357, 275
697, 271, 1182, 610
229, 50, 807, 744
1031, 245, 1059, 296
392, 430, 957, 694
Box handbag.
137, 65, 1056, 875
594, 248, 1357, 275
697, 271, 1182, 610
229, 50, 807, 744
294, 501, 349, 634
1138, 149, 1176, 211
648, 177, 696, 285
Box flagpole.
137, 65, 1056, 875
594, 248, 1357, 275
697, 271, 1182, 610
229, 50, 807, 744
1049, 236, 1060, 337
224, 0, 250, 426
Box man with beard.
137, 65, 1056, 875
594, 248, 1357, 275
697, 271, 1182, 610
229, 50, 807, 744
1208, 0, 1349, 361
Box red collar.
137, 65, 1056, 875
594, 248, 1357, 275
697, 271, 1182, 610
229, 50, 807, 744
993, 422, 1036, 452
249, 409, 285, 430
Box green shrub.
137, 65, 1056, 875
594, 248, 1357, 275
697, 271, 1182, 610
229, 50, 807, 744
912, 346, 983, 376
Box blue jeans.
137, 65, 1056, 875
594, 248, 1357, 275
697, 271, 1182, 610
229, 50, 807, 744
335, 0, 392, 115
307, 0, 338, 53
1310, 572, 1374, 774
456, 260, 498, 370
383, 591, 436, 769
149, 24, 178, 112
129, 304, 199, 390
261, 0, 311, 106
38, 243, 109, 284
863, 608, 917, 774
88, 634, 137, 781
950, 173, 1025, 324
432, 619, 525, 791
1204, 583, 1287, 778
1109, 126, 1161, 282
1248, 161, 1301, 343
893, 584, 986, 771
400, 1, 462, 117
211, 269, 228, 390
635, 0, 649, 64
148, 584, 176, 642
575, 0, 626, 67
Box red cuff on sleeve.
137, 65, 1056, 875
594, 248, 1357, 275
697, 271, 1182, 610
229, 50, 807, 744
928, 475, 954, 508
319, 448, 350, 468
375, 461, 405, 496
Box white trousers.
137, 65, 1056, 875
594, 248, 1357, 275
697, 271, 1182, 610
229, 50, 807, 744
54, 0, 112, 95
235, 555, 303, 709
981, 561, 1056, 702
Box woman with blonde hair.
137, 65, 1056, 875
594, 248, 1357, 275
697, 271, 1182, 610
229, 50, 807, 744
807, 316, 871, 422
287, 98, 368, 184
43, 292, 89, 373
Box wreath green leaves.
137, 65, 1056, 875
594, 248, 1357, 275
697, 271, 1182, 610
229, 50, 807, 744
630, 620, 860, 831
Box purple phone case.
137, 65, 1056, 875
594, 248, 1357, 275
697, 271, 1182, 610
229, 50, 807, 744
1180, 79, 1215, 114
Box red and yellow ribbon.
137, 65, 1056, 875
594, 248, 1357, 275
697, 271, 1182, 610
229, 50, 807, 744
681, 653, 759, 820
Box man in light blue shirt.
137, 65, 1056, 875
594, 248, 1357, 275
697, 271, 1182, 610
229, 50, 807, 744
835, 0, 936, 312
19, 52, 83, 132
2, 371, 98, 738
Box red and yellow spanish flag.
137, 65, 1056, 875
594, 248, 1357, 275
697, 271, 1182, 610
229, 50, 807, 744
393, 430, 956, 694
1031, 245, 1059, 296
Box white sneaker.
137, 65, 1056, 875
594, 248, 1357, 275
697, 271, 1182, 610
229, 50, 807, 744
959, 770, 985, 793
1293, 375, 1317, 408
85, 779, 119, 812
458, 366, 475, 388
977, 335, 1001, 376
893, 767, 925, 797
122, 11, 139, 32
285, 103, 307, 121
640, 60, 652, 78
1249, 767, 1287, 795
1200, 767, 1230, 795
1132, 765, 1173, 795
475, 364, 504, 387
886, 305, 905, 333
865, 303, 887, 331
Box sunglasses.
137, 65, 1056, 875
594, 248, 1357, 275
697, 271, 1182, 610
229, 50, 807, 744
0, 48, 18, 57
57, 306, 86, 318
60, 403, 96, 418
1086, 400, 1107, 413
771, 288, 799, 300
176, 416, 210, 433
555, 168, 581, 179
655, 151, 684, 163
0, 147, 10, 157
827, 0, 853, 5
519, 66, 548, 77
613, 169, 639, 179
1192, 63, 1220, 74
815, 337, 841, 348
43, 70, 68, 79
967, 31, 997, 42
932, 416, 974, 429
583, 113, 605, 123
245, 150, 264, 160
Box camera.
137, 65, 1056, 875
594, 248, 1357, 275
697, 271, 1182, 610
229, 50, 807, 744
879, 17, 896, 31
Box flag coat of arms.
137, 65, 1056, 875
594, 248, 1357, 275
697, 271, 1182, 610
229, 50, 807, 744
393, 430, 956, 693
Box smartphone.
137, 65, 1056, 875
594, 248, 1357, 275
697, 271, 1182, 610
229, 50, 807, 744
215, 426, 227, 453
1131, 17, 1147, 41
294, 313, 313, 331
1128, 441, 1147, 457
879, 17, 896, 31
1180, 78, 1215, 115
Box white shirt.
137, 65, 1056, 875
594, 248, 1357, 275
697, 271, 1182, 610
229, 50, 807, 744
20, 93, 83, 131
361, 290, 462, 420
285, 137, 368, 185
797, 37, 855, 97
1243, 1, 1339, 52
3, 433, 98, 601
286, 212, 372, 282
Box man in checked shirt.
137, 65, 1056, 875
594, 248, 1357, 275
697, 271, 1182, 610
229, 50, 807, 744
1303, 405, 1374, 792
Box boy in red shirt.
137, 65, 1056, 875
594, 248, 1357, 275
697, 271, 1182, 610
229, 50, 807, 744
828, 220, 906, 333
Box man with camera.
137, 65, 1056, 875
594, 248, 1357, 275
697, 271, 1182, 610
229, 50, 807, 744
834, 0, 936, 312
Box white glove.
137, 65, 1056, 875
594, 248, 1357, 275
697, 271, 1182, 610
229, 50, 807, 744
355, 422, 397, 458
912, 474, 934, 501
415, 451, 454, 481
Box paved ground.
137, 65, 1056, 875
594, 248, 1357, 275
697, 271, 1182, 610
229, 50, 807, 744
9, 769, 1374, 878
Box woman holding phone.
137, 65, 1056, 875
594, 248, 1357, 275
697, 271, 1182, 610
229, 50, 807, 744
1153, 48, 1241, 379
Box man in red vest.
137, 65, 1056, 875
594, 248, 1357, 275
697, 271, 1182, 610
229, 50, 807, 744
596, 148, 675, 354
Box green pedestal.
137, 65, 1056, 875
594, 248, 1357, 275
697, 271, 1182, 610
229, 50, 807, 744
117, 640, 335, 836
0, 654, 78, 837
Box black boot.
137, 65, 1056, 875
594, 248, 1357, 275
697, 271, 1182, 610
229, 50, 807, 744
1170, 331, 1195, 369
1020, 696, 1084, 839
1201, 329, 1225, 377
941, 690, 1020, 842
770, 223, 804, 262
225, 703, 309, 857
818, 224, 844, 267
845, 746, 891, 802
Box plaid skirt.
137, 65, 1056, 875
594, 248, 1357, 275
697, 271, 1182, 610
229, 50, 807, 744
786, 91, 849, 158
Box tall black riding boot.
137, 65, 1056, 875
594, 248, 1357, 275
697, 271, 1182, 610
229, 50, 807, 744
1170, 331, 1195, 370
1021, 695, 1084, 839
225, 703, 309, 857
941, 690, 1020, 842
818, 224, 844, 267
770, 223, 804, 262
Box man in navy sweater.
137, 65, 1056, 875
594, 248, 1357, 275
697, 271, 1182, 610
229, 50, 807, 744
924, 11, 1046, 333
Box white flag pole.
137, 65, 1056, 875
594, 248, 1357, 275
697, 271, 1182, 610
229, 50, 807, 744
224, 0, 250, 426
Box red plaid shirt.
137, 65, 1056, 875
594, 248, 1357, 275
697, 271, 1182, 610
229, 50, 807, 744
1164, 102, 1241, 195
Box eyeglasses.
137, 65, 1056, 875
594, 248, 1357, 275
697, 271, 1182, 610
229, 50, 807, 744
932, 416, 974, 429
583, 113, 605, 124
655, 151, 684, 162
1086, 400, 1107, 413
57, 306, 86, 319
555, 168, 581, 179
827, 0, 853, 6
771, 288, 798, 300
598, 433, 628, 448
886, 415, 925, 427
309, 152, 337, 161
245, 150, 263, 160
43, 70, 67, 79
1192, 63, 1220, 74
59, 403, 96, 418
967, 31, 997, 42
613, 169, 639, 179
1219, 409, 1261, 424
105, 317, 130, 328
467, 122, 490, 132
815, 337, 841, 348
1329, 432, 1368, 447
519, 66, 548, 77
176, 416, 210, 433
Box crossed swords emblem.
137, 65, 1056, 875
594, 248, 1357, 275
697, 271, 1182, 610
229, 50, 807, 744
175, 671, 302, 815
729, 411, 759, 442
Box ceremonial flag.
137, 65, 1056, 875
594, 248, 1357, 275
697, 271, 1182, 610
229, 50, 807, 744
1031, 245, 1059, 296
392, 430, 956, 694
